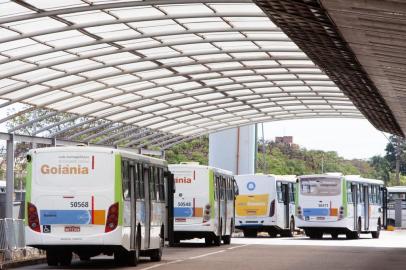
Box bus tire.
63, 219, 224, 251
59, 250, 72, 266
243, 229, 257, 238
114, 248, 128, 266
309, 231, 323, 239
372, 220, 381, 239
46, 250, 59, 266
205, 236, 212, 246
150, 227, 164, 262
223, 235, 231, 245
268, 231, 277, 238
129, 229, 141, 266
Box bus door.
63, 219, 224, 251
129, 162, 137, 250
164, 170, 175, 246
143, 164, 151, 248
351, 183, 358, 230
363, 184, 370, 231
220, 176, 227, 235
282, 183, 290, 228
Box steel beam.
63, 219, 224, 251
5, 134, 14, 219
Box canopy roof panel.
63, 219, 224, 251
0, 0, 363, 149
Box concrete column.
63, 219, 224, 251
209, 125, 256, 175
5, 134, 14, 219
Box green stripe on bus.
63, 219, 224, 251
115, 154, 123, 226
209, 169, 214, 218
25, 161, 32, 226
342, 178, 347, 217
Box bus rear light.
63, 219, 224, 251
338, 206, 344, 220
203, 204, 211, 223
105, 202, 119, 233
27, 202, 40, 232
269, 200, 275, 217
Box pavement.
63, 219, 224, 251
12, 231, 406, 270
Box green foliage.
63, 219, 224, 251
165, 136, 209, 165
256, 141, 369, 176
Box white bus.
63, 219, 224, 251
235, 174, 296, 237
387, 186, 406, 228
168, 163, 237, 246
296, 174, 384, 239
25, 146, 174, 266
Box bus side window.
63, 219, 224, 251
277, 182, 283, 203
214, 176, 219, 201
358, 184, 363, 203
347, 182, 353, 203
290, 183, 295, 203
158, 168, 165, 202
149, 167, 156, 201
134, 162, 140, 199
122, 160, 130, 200
233, 179, 239, 196
138, 163, 144, 199
220, 176, 225, 201
368, 185, 373, 204
154, 167, 160, 201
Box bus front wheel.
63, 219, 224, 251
223, 235, 231, 245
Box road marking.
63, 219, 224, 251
227, 244, 250, 250
139, 245, 249, 270
188, 250, 226, 260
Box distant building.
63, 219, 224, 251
275, 136, 293, 145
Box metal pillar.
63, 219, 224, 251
5, 134, 14, 219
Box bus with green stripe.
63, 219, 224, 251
25, 146, 174, 267
168, 163, 238, 246
296, 173, 384, 239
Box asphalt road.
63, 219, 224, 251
17, 231, 406, 270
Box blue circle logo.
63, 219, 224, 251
247, 181, 256, 191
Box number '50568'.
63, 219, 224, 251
70, 201, 89, 208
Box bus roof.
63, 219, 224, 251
29, 146, 167, 166
387, 186, 406, 193
344, 175, 384, 185
299, 174, 384, 185
168, 163, 233, 176
235, 174, 296, 182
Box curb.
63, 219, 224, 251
0, 257, 46, 270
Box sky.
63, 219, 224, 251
259, 118, 389, 160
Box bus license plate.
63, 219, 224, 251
316, 217, 325, 220
65, 226, 80, 232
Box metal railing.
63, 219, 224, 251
0, 218, 30, 263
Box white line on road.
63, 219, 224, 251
188, 250, 226, 260
227, 244, 250, 250
139, 260, 184, 270
139, 245, 250, 270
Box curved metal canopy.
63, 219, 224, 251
0, 0, 363, 149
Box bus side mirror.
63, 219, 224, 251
26, 154, 32, 163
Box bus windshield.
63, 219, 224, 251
300, 177, 341, 196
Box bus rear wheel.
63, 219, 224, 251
372, 220, 381, 239
150, 229, 164, 262
46, 250, 58, 266
308, 231, 323, 239
243, 229, 257, 238
59, 250, 72, 266
223, 235, 231, 245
